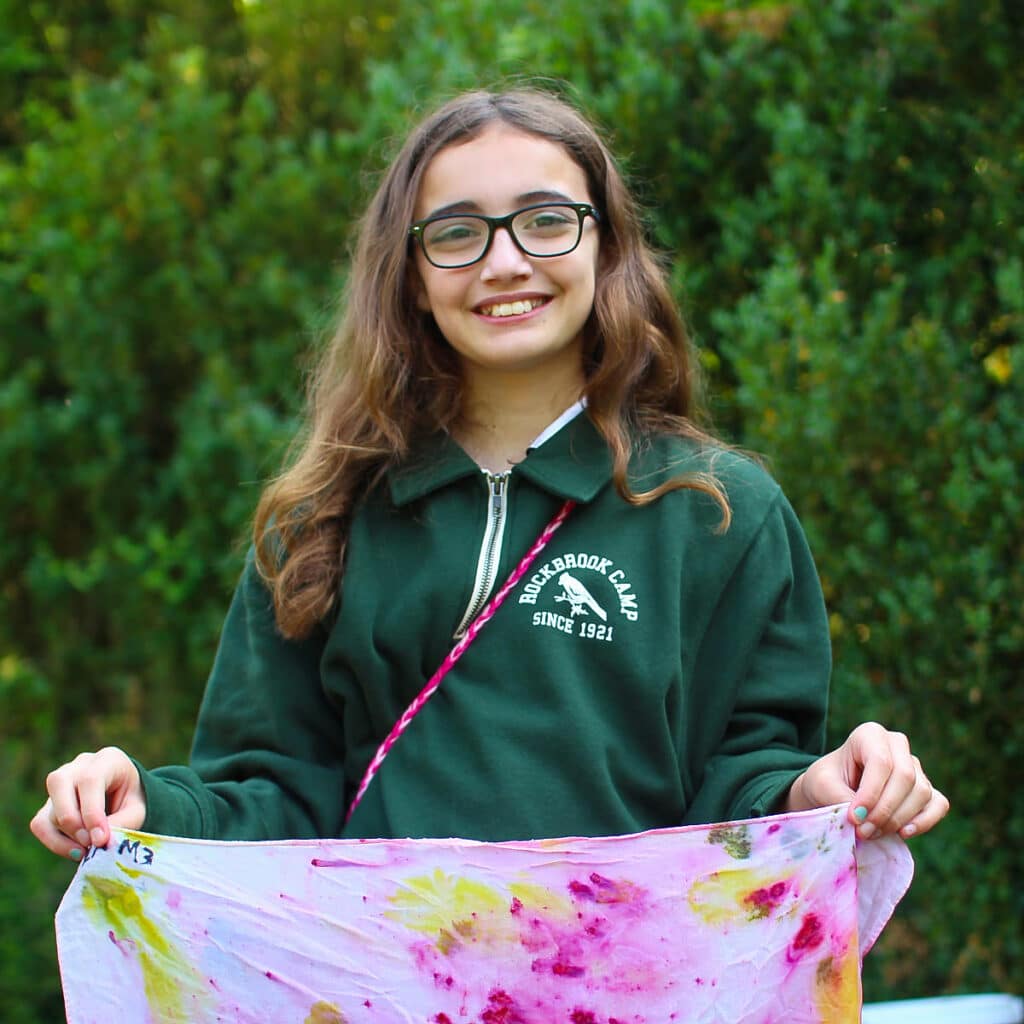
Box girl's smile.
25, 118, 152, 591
473, 292, 551, 321
412, 125, 599, 391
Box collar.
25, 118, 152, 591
388, 407, 613, 507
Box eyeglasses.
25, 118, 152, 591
409, 202, 600, 269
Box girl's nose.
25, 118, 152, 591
480, 226, 532, 280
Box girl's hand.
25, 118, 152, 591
29, 747, 146, 860
787, 722, 949, 840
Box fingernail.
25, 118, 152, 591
853, 806, 868, 822
75, 830, 90, 846
902, 823, 917, 838
90, 828, 105, 847
859, 822, 876, 839
69, 848, 83, 861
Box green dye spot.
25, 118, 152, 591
816, 956, 838, 986
814, 946, 861, 1018
305, 1000, 347, 1024
708, 824, 752, 860
82, 874, 208, 1022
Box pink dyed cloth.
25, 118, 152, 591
56, 804, 912, 1023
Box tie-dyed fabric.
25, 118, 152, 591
56, 804, 912, 1024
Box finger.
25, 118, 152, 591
98, 747, 146, 831
850, 732, 914, 838
75, 769, 114, 849
900, 787, 950, 839
873, 760, 934, 836
91, 748, 147, 837
29, 800, 89, 862
840, 722, 890, 821
45, 765, 91, 848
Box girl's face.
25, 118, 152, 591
412, 124, 599, 390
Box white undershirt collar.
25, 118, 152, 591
526, 398, 587, 451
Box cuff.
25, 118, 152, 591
133, 759, 214, 839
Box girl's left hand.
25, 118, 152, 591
786, 721, 949, 840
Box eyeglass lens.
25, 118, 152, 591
421, 205, 584, 267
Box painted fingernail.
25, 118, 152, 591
90, 828, 105, 847
853, 806, 869, 822
859, 822, 876, 839
75, 829, 90, 846
69, 848, 83, 861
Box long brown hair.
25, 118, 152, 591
253, 87, 729, 639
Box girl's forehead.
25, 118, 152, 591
414, 124, 591, 220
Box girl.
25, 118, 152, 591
31, 88, 947, 860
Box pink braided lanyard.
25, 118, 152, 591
345, 498, 576, 823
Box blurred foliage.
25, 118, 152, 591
1, 0, 1021, 1018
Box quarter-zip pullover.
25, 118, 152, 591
137, 414, 830, 842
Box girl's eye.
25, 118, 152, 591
425, 219, 486, 250
517, 208, 575, 235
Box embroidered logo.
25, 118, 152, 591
518, 552, 638, 642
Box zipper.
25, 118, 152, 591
453, 470, 510, 638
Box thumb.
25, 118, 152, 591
796, 749, 861, 820
105, 788, 147, 836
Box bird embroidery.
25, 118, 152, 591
554, 573, 608, 620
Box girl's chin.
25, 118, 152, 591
455, 346, 586, 382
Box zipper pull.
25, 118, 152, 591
488, 472, 507, 513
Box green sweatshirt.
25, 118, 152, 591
138, 413, 830, 842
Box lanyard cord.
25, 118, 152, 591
345, 498, 576, 824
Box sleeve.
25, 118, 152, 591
682, 488, 830, 826
135, 550, 347, 840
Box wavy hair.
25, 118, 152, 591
253, 87, 729, 639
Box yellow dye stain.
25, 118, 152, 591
507, 882, 572, 917
305, 1000, 347, 1024
814, 943, 861, 1022
687, 867, 788, 926
386, 869, 506, 935
537, 837, 573, 851
121, 829, 163, 848
386, 869, 508, 951
82, 874, 209, 1022
386, 871, 569, 953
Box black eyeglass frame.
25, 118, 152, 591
408, 201, 601, 269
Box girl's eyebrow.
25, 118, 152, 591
423, 189, 578, 219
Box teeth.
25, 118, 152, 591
481, 298, 544, 317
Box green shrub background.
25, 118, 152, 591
2, 1, 1021, 1018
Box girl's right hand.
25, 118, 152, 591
29, 747, 146, 860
